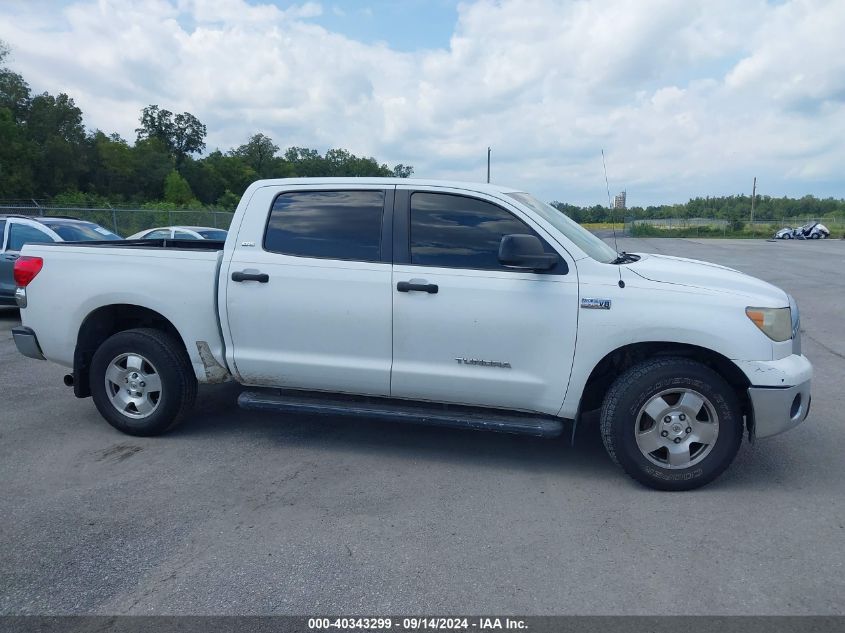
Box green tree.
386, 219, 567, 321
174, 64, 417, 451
85, 131, 134, 200
163, 169, 195, 206
0, 41, 35, 195
392, 164, 414, 178
216, 189, 241, 210
136, 104, 207, 167
202, 150, 257, 199
0, 42, 31, 123
230, 133, 279, 177
26, 92, 87, 196
284, 146, 323, 176
131, 138, 174, 201
181, 157, 227, 205
0, 107, 35, 196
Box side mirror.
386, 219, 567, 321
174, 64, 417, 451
498, 234, 559, 271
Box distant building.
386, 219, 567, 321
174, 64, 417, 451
613, 191, 627, 210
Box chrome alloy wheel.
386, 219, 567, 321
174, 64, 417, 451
104, 353, 162, 419
635, 388, 719, 469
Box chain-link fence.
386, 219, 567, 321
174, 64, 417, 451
624, 215, 843, 238
0, 202, 236, 238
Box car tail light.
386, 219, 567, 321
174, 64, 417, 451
13, 256, 44, 287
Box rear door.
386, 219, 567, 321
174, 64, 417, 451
390, 187, 579, 415
0, 220, 57, 302
224, 184, 395, 396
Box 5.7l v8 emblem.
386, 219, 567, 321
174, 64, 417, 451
581, 298, 612, 310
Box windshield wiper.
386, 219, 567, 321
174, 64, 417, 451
611, 252, 640, 265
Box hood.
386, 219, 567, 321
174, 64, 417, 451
626, 253, 788, 304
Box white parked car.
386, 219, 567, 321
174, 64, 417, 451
127, 226, 228, 241
11, 179, 811, 490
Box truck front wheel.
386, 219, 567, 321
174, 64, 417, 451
90, 328, 197, 436
599, 357, 743, 491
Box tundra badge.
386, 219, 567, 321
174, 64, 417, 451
455, 358, 512, 369
581, 298, 612, 310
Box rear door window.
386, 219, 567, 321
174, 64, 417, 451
7, 223, 54, 251
264, 190, 385, 262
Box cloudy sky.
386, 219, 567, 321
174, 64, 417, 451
1, 0, 843, 205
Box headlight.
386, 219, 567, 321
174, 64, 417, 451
788, 294, 800, 338
746, 306, 792, 342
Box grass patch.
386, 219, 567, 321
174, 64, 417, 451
580, 222, 624, 230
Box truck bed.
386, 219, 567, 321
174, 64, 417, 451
19, 240, 228, 382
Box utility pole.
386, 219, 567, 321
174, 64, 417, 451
487, 147, 491, 183
750, 177, 756, 225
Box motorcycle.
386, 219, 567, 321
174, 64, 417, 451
774, 222, 830, 240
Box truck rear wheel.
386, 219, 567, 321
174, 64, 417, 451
90, 328, 197, 436
600, 357, 743, 491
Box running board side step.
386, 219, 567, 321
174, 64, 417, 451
238, 390, 565, 438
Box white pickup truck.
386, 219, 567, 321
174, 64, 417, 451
12, 178, 812, 490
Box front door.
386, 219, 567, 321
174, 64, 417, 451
224, 185, 395, 397
390, 189, 579, 415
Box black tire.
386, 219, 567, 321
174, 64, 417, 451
600, 357, 743, 491
90, 328, 197, 436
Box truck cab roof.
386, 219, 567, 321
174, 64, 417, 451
246, 177, 523, 196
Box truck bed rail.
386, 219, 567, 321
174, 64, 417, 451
32, 239, 226, 251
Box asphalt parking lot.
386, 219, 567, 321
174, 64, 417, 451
1, 237, 844, 615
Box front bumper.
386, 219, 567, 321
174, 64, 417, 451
748, 379, 812, 439
738, 354, 813, 439
12, 326, 45, 361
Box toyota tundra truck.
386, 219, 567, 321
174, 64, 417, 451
11, 178, 812, 490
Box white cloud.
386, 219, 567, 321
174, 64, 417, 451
1, 0, 843, 204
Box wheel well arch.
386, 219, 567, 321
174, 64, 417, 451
73, 304, 187, 398
578, 341, 751, 420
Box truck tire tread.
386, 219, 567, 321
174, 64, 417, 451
89, 327, 197, 436
599, 356, 742, 491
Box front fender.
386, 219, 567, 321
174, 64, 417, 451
560, 272, 776, 418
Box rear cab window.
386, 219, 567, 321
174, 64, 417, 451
264, 190, 386, 262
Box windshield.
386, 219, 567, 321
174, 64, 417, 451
507, 192, 619, 263
197, 229, 228, 240
44, 222, 122, 242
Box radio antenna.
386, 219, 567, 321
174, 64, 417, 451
601, 149, 619, 255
